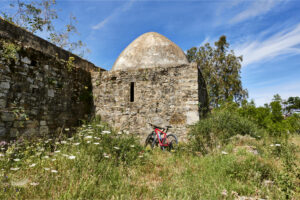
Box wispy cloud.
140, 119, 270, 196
230, 0, 284, 24
235, 23, 300, 66
249, 80, 300, 106
92, 0, 135, 30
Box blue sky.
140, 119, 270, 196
1, 0, 300, 106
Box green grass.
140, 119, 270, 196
0, 119, 299, 199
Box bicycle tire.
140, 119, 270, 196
145, 132, 155, 149
166, 134, 178, 151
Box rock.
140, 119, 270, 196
0, 127, 6, 137
0, 81, 10, 89
39, 126, 49, 135
21, 57, 31, 64
10, 128, 19, 137
47, 89, 54, 97
0, 99, 6, 108
1, 112, 14, 121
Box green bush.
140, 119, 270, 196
189, 109, 264, 154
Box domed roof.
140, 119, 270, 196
111, 32, 189, 71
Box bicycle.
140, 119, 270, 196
145, 123, 178, 151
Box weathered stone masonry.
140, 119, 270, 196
92, 63, 200, 139
0, 19, 104, 139
0, 20, 208, 140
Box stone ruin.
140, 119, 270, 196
0, 19, 208, 140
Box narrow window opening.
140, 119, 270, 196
130, 82, 134, 102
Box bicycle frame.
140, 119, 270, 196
154, 128, 169, 147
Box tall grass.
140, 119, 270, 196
0, 117, 299, 199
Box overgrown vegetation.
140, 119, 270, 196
1, 111, 299, 199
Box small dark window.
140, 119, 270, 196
130, 82, 134, 102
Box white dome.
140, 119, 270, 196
112, 32, 189, 71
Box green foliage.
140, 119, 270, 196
274, 142, 300, 199
283, 96, 300, 113
186, 35, 248, 107
189, 107, 264, 154
66, 56, 75, 71
0, 41, 21, 62
0, 0, 89, 57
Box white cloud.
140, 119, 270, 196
230, 0, 284, 24
234, 23, 300, 66
249, 80, 300, 106
92, 0, 135, 30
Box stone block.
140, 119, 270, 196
21, 57, 31, 64
0, 82, 10, 89
0, 127, 6, 137
47, 89, 55, 97
1, 112, 14, 122
10, 128, 19, 137
39, 126, 49, 135
0, 98, 6, 108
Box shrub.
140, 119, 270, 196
189, 109, 264, 154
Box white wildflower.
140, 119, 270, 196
138, 155, 143, 158
51, 159, 56, 161
10, 167, 20, 171
68, 155, 76, 160
84, 136, 93, 139
130, 145, 135, 148
275, 144, 281, 147
43, 156, 49, 159
55, 142, 60, 145
0, 153, 4, 157
104, 155, 110, 158
13, 158, 20, 162
73, 142, 80, 146
67, 137, 73, 141
51, 170, 58, 173
65, 128, 70, 131
29, 163, 36, 167
44, 168, 50, 171
94, 137, 100, 140
87, 141, 91, 144
30, 182, 39, 186
61, 141, 67, 144
82, 125, 86, 128
221, 151, 228, 155
270, 144, 274, 147
93, 142, 100, 145
96, 124, 103, 127
101, 130, 111, 134
62, 154, 69, 157
113, 146, 120, 150
54, 150, 60, 153
117, 131, 122, 135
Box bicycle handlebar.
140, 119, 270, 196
148, 123, 172, 130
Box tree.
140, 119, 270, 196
283, 96, 300, 113
186, 35, 248, 108
0, 0, 89, 57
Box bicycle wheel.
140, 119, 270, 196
166, 134, 178, 151
145, 132, 155, 149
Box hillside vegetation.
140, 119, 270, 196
0, 103, 299, 199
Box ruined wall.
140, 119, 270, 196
0, 19, 103, 139
92, 63, 199, 140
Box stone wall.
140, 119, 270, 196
92, 63, 200, 140
0, 19, 103, 139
